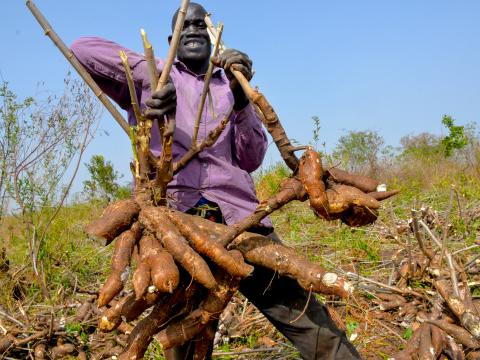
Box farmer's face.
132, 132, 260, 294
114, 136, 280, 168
174, 5, 211, 71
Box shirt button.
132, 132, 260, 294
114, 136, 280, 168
202, 162, 208, 169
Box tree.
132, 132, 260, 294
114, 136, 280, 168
83, 155, 126, 202
399, 116, 470, 160
0, 75, 101, 297
332, 130, 387, 177
441, 115, 468, 158
399, 132, 443, 160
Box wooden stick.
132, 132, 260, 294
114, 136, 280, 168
26, 0, 130, 135
0, 308, 25, 328
205, 14, 299, 171
204, 14, 226, 55
129, 127, 140, 179
411, 209, 434, 260
141, 29, 165, 149
418, 220, 442, 247
452, 244, 480, 255
191, 22, 224, 147
173, 109, 232, 174
119, 51, 143, 123
446, 253, 461, 298
223, 177, 306, 246
345, 272, 424, 298
154, 0, 190, 200
439, 186, 455, 267
156, 0, 189, 92
140, 29, 159, 91
418, 219, 461, 298
212, 348, 280, 357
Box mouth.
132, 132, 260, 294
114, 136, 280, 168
183, 38, 206, 49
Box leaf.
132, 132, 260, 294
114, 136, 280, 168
402, 326, 413, 340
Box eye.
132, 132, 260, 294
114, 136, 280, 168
194, 21, 207, 29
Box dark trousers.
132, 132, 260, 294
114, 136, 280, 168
165, 231, 361, 360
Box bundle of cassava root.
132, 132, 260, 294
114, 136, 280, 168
86, 152, 398, 359
23, 0, 400, 358
372, 207, 480, 360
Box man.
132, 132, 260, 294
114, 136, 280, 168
71, 3, 361, 359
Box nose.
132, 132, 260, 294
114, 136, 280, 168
182, 27, 200, 40
185, 22, 198, 32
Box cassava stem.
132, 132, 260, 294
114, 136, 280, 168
205, 13, 299, 171
173, 109, 232, 174
154, 0, 190, 200
218, 177, 307, 246
156, 0, 189, 91
140, 29, 164, 150
26, 0, 130, 135
205, 14, 226, 53
119, 51, 143, 122
140, 29, 159, 91
191, 22, 224, 147
129, 127, 140, 179
119, 53, 152, 182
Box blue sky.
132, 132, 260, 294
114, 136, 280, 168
2, 1, 479, 191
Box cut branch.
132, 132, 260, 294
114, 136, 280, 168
411, 209, 434, 260
26, 0, 130, 135
204, 14, 299, 171
191, 22, 224, 147
119, 50, 152, 182
141, 29, 159, 91
153, 0, 190, 201
119, 51, 143, 122
418, 219, 462, 298
173, 109, 232, 174
218, 177, 307, 246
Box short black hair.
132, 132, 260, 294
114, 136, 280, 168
171, 3, 208, 31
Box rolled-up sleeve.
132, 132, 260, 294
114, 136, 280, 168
232, 103, 268, 172
70, 37, 145, 111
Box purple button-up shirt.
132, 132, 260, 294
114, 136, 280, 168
71, 37, 272, 227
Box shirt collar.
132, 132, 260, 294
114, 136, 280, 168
174, 58, 223, 79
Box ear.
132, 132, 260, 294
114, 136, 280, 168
168, 35, 172, 45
